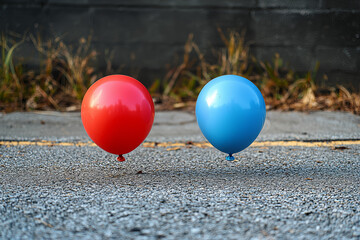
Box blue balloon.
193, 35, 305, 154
196, 75, 266, 161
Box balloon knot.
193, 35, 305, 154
117, 155, 125, 162
226, 154, 235, 161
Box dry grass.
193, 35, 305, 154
0, 34, 97, 111
1, 31, 359, 114
29, 34, 97, 110
154, 28, 252, 101
153, 30, 360, 114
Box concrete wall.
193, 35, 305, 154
1, 0, 359, 89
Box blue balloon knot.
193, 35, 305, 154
226, 154, 235, 161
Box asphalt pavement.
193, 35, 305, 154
0, 110, 359, 239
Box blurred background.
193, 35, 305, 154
0, 0, 359, 112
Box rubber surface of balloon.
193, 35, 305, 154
81, 75, 155, 156
196, 75, 266, 159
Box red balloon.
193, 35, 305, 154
81, 75, 155, 160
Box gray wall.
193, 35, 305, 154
1, 0, 359, 89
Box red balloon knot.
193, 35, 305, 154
117, 155, 125, 162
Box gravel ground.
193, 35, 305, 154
1, 142, 359, 239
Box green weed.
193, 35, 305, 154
0, 34, 27, 110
